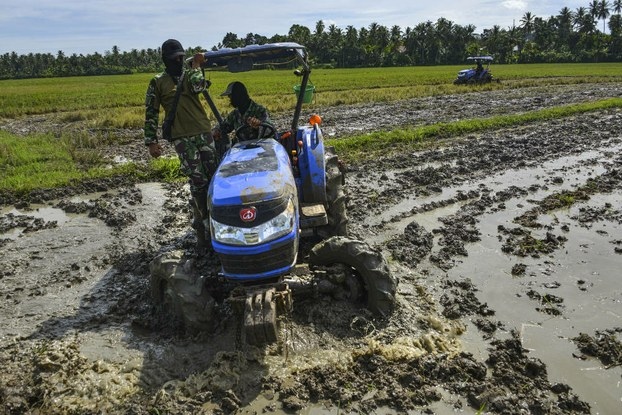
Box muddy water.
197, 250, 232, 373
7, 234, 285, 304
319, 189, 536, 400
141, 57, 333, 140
2, 86, 622, 414
444, 192, 622, 415
363, 142, 622, 413
0, 183, 166, 337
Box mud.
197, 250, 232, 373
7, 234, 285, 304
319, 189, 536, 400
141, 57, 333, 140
1, 82, 622, 414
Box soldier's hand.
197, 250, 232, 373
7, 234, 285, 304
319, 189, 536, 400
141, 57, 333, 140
192, 53, 205, 69
247, 117, 261, 128
148, 142, 163, 158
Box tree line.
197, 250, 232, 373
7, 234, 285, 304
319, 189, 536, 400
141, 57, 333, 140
1, 0, 622, 80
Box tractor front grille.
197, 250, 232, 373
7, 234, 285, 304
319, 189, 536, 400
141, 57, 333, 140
220, 237, 297, 277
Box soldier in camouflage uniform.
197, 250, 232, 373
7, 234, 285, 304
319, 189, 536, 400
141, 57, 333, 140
212, 81, 276, 143
144, 39, 217, 255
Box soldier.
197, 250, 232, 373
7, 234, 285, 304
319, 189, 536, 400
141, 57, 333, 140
212, 81, 276, 143
144, 39, 217, 255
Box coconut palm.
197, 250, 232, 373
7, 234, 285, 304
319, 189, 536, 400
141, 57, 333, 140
597, 0, 611, 33
520, 11, 535, 36
557, 7, 574, 42
589, 0, 600, 18
575, 6, 596, 33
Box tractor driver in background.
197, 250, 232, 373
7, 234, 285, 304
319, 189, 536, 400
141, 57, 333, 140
475, 59, 484, 78
212, 81, 276, 144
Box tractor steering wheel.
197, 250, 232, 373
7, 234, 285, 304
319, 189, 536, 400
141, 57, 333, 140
234, 122, 277, 142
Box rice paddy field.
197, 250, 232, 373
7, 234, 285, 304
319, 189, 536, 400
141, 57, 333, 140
2, 62, 622, 196
2, 62, 622, 122
1, 62, 622, 414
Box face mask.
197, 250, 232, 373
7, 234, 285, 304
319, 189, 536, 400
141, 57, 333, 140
230, 84, 250, 109
165, 58, 183, 77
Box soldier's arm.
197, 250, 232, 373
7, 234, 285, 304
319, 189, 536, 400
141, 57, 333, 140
144, 79, 160, 146
188, 53, 209, 94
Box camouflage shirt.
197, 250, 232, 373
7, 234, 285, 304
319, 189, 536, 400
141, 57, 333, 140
144, 68, 212, 145
215, 100, 275, 141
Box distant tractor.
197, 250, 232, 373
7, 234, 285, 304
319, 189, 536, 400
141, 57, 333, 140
454, 56, 497, 85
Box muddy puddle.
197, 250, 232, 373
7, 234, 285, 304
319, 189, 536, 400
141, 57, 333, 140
363, 142, 622, 414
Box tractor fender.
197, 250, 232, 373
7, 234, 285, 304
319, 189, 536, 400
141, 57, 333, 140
297, 124, 327, 203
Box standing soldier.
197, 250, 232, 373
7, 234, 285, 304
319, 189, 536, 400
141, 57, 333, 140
144, 39, 217, 255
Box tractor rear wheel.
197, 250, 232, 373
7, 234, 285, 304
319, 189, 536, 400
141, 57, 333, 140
322, 146, 348, 237
309, 236, 397, 317
150, 251, 216, 332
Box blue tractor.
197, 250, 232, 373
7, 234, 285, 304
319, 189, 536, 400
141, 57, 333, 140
453, 56, 496, 85
150, 43, 397, 345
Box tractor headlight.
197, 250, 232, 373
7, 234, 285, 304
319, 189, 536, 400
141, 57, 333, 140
211, 199, 296, 246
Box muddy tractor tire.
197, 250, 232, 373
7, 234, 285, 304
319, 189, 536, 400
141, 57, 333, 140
323, 146, 348, 237
150, 251, 215, 332
309, 236, 397, 317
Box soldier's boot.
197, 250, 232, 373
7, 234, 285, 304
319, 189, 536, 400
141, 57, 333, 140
191, 189, 211, 256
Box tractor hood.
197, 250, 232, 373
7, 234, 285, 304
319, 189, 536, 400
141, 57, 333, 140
208, 139, 297, 208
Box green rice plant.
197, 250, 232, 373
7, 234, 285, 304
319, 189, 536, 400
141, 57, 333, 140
554, 193, 576, 207
329, 97, 622, 162
0, 130, 143, 192
148, 156, 183, 182
0, 131, 86, 191
61, 130, 100, 150
62, 137, 105, 169
59, 111, 89, 123
3, 63, 622, 121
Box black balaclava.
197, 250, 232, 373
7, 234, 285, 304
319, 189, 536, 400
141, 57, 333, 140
161, 39, 185, 77
165, 58, 184, 77
229, 82, 251, 113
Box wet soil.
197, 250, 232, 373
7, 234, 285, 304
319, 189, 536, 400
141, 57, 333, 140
1, 82, 621, 414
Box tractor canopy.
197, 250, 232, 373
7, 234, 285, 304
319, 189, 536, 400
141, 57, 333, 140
199, 42, 311, 131
202, 42, 308, 71
466, 55, 494, 62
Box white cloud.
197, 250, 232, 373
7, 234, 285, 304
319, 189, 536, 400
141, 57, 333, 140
501, 1, 528, 10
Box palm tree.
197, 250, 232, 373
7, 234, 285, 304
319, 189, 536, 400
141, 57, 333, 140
311, 20, 328, 62
482, 25, 503, 56
557, 7, 574, 43
327, 24, 344, 66
520, 11, 535, 36
589, 0, 600, 18
287, 25, 311, 47
574, 6, 588, 27
343, 25, 362, 67
609, 13, 622, 35
575, 6, 596, 33
597, 0, 611, 33
614, 0, 622, 14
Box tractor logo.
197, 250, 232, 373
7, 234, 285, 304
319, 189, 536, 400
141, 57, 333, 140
240, 207, 257, 222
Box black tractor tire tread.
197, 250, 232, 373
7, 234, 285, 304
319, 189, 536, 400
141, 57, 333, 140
324, 146, 348, 237
150, 253, 215, 332
309, 236, 397, 317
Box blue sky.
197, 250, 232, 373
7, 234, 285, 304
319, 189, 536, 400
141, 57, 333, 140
0, 1, 589, 55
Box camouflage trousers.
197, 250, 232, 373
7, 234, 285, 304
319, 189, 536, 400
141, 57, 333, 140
173, 133, 218, 195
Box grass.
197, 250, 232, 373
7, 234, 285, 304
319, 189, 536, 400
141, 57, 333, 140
0, 129, 182, 195
1, 63, 622, 194
2, 63, 622, 122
